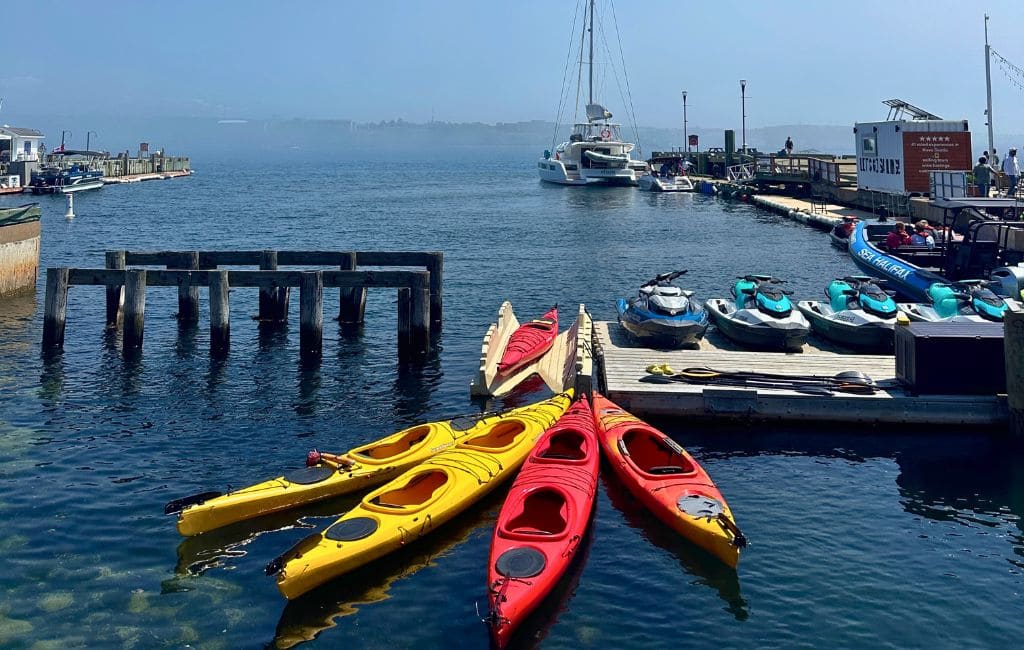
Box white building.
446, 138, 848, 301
0, 126, 45, 162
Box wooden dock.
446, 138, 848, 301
593, 321, 1007, 426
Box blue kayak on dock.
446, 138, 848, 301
847, 221, 947, 301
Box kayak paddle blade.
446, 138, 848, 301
164, 490, 223, 515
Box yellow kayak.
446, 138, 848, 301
269, 390, 573, 600
167, 401, 558, 537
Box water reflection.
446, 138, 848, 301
391, 357, 442, 421
599, 471, 747, 620
174, 320, 200, 359
271, 491, 505, 649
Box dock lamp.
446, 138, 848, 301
740, 80, 747, 156
682, 91, 688, 153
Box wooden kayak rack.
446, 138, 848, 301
41, 249, 442, 361
470, 302, 592, 398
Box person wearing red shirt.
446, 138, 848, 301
885, 222, 912, 250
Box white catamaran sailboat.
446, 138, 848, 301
538, 0, 647, 186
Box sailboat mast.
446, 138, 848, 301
588, 0, 594, 107
984, 14, 995, 157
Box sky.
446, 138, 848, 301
3, 0, 1024, 138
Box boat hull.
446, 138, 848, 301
272, 392, 573, 599
638, 174, 695, 192
591, 394, 743, 568
796, 301, 894, 352
487, 398, 599, 648
848, 221, 946, 301
705, 298, 810, 352
616, 299, 707, 348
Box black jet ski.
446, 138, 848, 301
705, 275, 811, 352
796, 276, 896, 352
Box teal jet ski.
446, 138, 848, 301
705, 275, 810, 352
796, 276, 897, 352
897, 280, 1013, 322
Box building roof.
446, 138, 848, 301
0, 126, 44, 137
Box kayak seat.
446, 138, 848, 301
503, 489, 568, 538
353, 426, 431, 460
370, 470, 448, 509
622, 429, 697, 476
536, 430, 586, 462
463, 420, 527, 450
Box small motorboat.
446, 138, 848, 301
829, 217, 859, 250
898, 280, 1013, 323
705, 275, 810, 352
496, 305, 558, 376
616, 270, 708, 349
796, 276, 897, 352
638, 171, 695, 192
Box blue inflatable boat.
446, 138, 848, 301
847, 221, 947, 301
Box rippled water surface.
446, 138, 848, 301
1, 157, 1022, 648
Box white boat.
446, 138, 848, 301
539, 0, 647, 186
638, 172, 695, 192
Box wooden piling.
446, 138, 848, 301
397, 287, 412, 357
209, 269, 230, 352
338, 252, 367, 323
42, 267, 70, 350
174, 251, 201, 322
1005, 310, 1024, 436
426, 253, 443, 326
104, 250, 125, 329
409, 271, 430, 354
259, 250, 289, 321
123, 269, 147, 351
299, 271, 323, 358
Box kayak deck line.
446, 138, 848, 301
471, 302, 593, 398
594, 321, 1006, 426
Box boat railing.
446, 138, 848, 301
727, 163, 755, 181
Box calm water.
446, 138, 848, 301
1, 157, 1022, 648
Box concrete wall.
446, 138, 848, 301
0, 221, 41, 297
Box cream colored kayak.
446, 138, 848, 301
166, 402, 556, 536
269, 390, 574, 599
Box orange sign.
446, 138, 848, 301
902, 131, 972, 192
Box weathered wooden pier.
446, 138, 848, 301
42, 250, 442, 360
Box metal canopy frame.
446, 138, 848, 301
883, 99, 942, 121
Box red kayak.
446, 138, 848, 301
591, 393, 746, 568
486, 396, 599, 647
496, 305, 558, 376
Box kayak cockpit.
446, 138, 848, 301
364, 470, 449, 513
500, 488, 569, 540
349, 425, 432, 461
461, 420, 528, 451
534, 429, 589, 462
618, 429, 697, 477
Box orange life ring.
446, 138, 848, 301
600, 128, 612, 139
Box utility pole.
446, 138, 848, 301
740, 80, 747, 156
985, 14, 995, 157
682, 91, 688, 153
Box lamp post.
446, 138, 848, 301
740, 80, 747, 156
682, 91, 688, 153
86, 131, 98, 152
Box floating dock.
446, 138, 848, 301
593, 321, 1006, 426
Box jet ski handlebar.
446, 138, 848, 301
737, 275, 784, 283
643, 270, 688, 287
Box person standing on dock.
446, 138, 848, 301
1002, 148, 1020, 196
974, 156, 997, 197
784, 136, 794, 156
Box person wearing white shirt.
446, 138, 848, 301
1002, 148, 1020, 196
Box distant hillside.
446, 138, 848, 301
8, 113, 1018, 161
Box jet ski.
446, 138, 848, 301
617, 270, 709, 348
796, 276, 897, 352
897, 280, 1013, 323
705, 275, 811, 352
